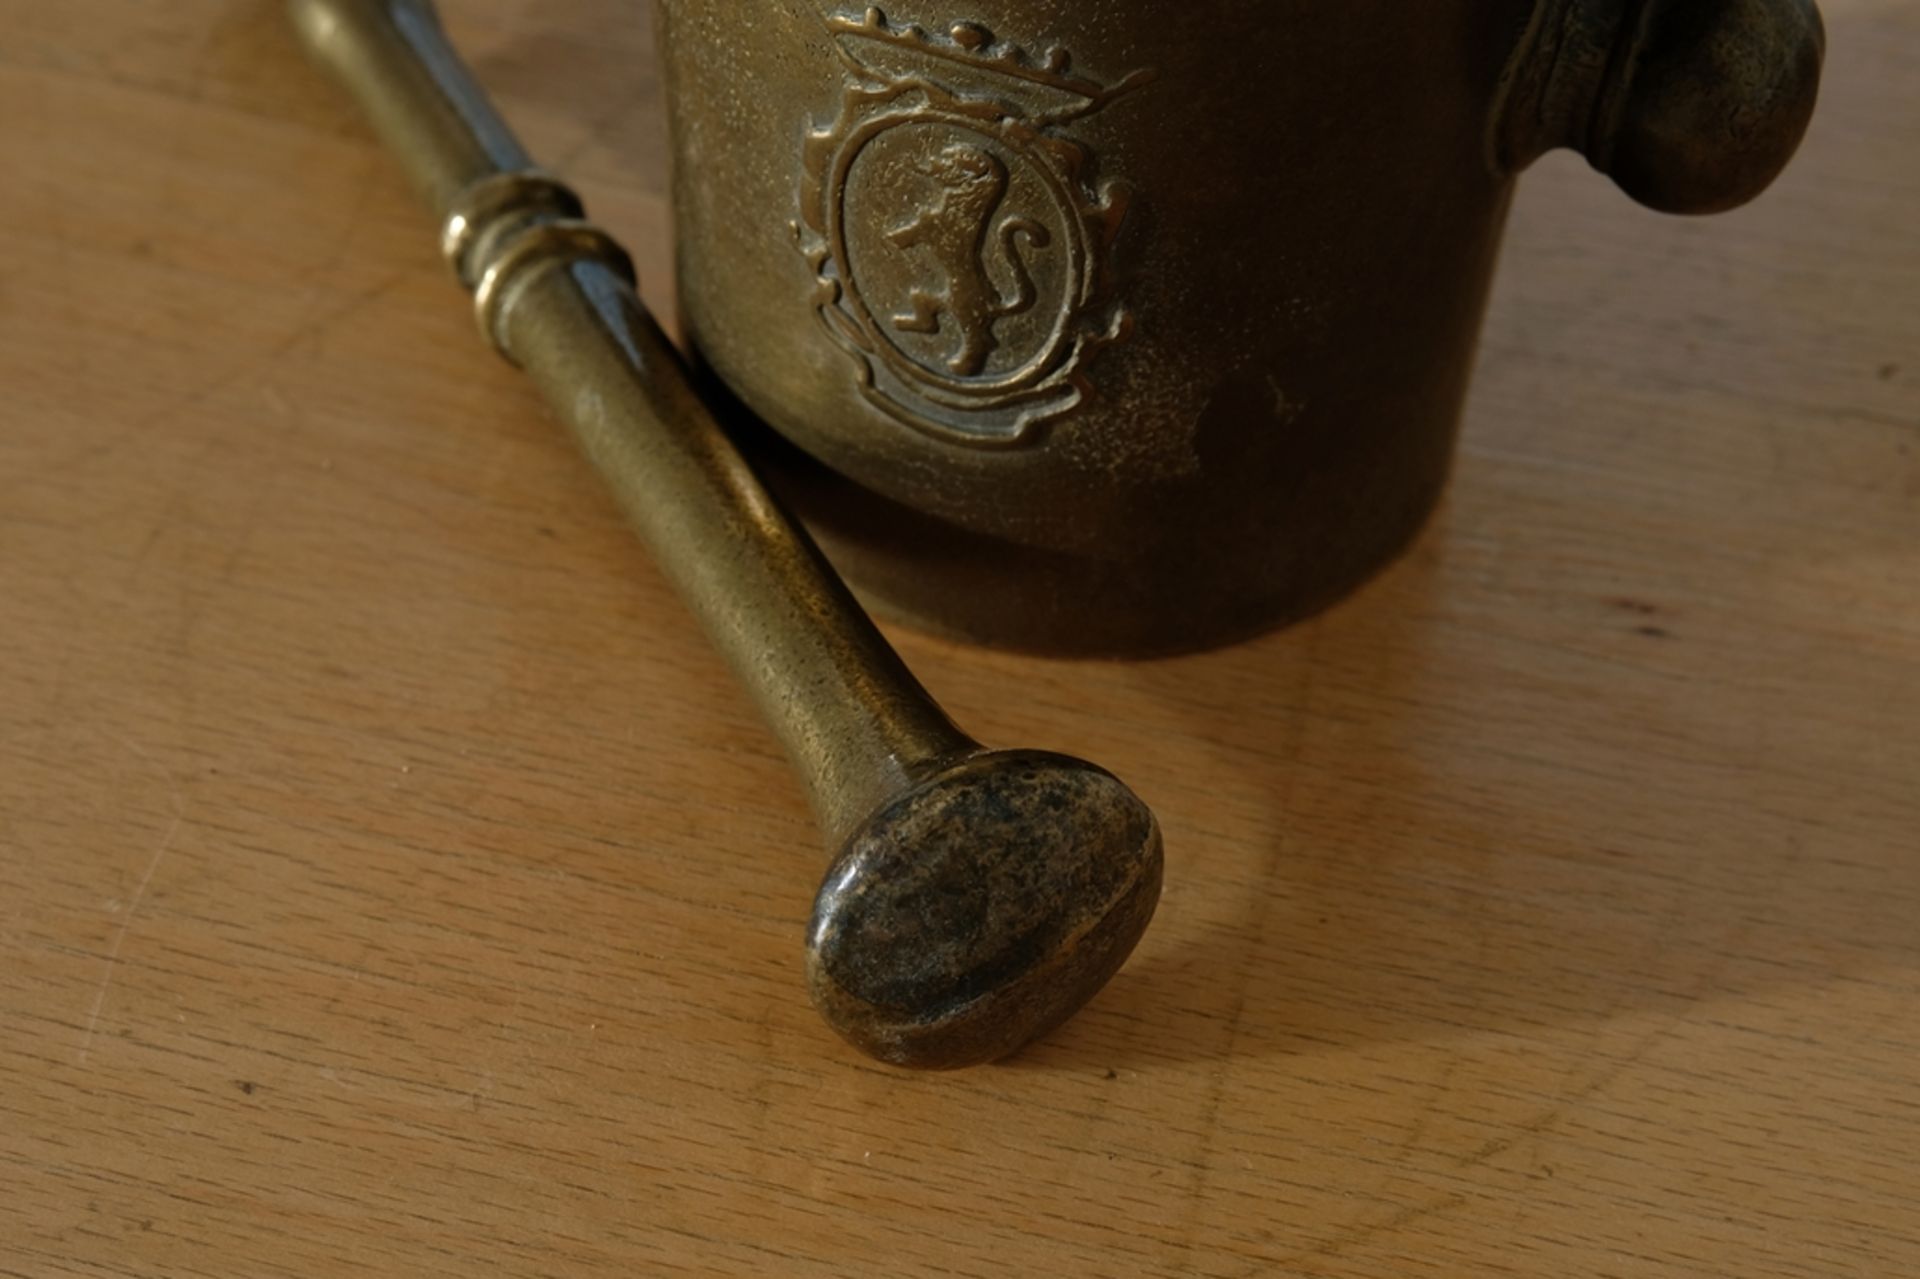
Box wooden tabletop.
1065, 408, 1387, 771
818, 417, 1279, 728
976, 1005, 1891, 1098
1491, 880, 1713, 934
5, 2, 1917, 1274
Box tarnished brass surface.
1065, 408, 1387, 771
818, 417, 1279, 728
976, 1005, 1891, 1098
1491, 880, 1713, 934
659, 0, 1825, 654
287, 0, 1162, 1069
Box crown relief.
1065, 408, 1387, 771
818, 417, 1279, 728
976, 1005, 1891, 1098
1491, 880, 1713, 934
826, 7, 1157, 121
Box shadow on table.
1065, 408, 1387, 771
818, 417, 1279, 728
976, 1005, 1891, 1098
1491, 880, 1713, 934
1007, 489, 1919, 1076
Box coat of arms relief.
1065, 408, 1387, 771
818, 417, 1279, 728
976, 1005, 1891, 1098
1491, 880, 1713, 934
795, 8, 1155, 449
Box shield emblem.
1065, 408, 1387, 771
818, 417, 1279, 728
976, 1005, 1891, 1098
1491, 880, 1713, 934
796, 9, 1154, 449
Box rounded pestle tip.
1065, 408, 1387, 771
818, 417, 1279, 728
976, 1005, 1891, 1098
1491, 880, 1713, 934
806, 750, 1163, 1070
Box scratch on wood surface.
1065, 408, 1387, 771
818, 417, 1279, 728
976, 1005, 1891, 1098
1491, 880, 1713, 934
1172, 627, 1325, 1264
76, 736, 187, 1064
1280, 1192, 1473, 1269
76, 809, 181, 1063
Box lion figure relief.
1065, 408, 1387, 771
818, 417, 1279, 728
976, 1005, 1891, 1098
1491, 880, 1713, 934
885, 143, 1053, 377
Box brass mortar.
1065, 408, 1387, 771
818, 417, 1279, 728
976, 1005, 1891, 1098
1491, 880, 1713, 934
659, 0, 1824, 654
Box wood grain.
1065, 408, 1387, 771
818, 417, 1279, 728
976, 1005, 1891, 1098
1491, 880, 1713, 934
3, 2, 1917, 1274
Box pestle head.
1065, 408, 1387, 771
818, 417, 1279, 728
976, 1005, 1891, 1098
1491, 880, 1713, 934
807, 750, 1163, 1070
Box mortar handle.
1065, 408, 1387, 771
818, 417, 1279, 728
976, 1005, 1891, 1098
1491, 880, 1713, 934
1497, 0, 1825, 215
